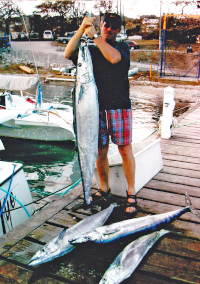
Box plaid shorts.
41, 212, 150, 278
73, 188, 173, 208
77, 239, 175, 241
99, 109, 132, 146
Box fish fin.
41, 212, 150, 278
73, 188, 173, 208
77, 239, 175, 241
56, 228, 68, 243
104, 228, 121, 236
185, 192, 200, 219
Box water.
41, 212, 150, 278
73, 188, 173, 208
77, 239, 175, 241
0, 81, 159, 202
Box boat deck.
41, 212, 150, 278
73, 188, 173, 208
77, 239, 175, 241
0, 104, 200, 283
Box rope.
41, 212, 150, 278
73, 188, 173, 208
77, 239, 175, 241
0, 177, 81, 214
176, 120, 200, 128
0, 187, 31, 218
60, 178, 82, 197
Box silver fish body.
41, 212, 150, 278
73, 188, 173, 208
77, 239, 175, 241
75, 41, 99, 205
28, 203, 116, 266
99, 229, 169, 284
71, 193, 199, 244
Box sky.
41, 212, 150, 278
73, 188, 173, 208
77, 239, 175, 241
16, 0, 200, 18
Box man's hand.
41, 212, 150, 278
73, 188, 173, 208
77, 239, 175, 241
80, 16, 94, 33
85, 26, 97, 39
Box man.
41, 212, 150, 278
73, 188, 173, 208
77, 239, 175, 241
64, 13, 137, 213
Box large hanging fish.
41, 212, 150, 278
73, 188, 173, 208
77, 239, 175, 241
74, 40, 99, 205
70, 193, 200, 244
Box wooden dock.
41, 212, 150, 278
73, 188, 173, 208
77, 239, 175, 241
0, 104, 200, 283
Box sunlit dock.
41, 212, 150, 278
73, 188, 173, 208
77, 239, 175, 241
0, 104, 199, 283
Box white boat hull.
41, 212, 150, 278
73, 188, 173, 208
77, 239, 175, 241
0, 120, 75, 141
0, 161, 35, 237
94, 139, 163, 197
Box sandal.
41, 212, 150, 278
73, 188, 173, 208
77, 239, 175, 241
90, 188, 111, 203
125, 193, 137, 214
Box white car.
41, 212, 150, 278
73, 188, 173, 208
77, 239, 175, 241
43, 30, 54, 40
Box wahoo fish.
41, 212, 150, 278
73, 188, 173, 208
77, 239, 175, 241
100, 229, 169, 284
71, 193, 200, 244
28, 203, 116, 266
74, 40, 99, 205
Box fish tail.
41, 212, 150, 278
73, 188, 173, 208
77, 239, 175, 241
185, 192, 200, 218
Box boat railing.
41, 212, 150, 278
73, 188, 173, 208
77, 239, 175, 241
19, 108, 71, 125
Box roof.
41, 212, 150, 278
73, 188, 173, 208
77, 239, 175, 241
0, 75, 40, 91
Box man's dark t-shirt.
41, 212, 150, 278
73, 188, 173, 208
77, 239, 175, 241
89, 41, 131, 111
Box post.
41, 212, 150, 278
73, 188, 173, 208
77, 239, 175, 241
149, 65, 152, 79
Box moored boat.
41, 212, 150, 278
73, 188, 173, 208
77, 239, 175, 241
0, 140, 35, 237
0, 74, 75, 141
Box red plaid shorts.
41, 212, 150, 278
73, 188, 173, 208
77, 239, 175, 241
99, 109, 132, 146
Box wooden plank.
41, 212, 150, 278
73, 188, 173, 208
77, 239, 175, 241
136, 198, 200, 229
3, 239, 43, 264
161, 139, 200, 148
125, 271, 179, 284
19, 65, 35, 74
157, 233, 200, 261
161, 144, 200, 158
176, 127, 200, 134
0, 259, 65, 283
47, 210, 79, 227
145, 179, 200, 198
0, 186, 83, 255
163, 159, 200, 171
27, 223, 64, 243
161, 165, 200, 179
154, 172, 200, 187
140, 251, 200, 283
173, 132, 200, 140
137, 187, 200, 209
171, 136, 200, 144
137, 188, 200, 210
162, 152, 200, 164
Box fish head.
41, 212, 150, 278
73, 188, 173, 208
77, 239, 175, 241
28, 238, 61, 266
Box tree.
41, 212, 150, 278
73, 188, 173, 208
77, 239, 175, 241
0, 1, 20, 35
93, 1, 114, 16
172, 0, 198, 14
34, 1, 86, 34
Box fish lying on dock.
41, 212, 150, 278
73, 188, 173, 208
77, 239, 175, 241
70, 193, 200, 244
28, 203, 116, 266
74, 40, 99, 205
99, 229, 169, 284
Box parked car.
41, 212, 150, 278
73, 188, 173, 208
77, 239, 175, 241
126, 40, 140, 50
11, 32, 27, 41
0, 35, 11, 51
43, 30, 54, 40
56, 31, 76, 44
116, 33, 127, 42
30, 32, 40, 40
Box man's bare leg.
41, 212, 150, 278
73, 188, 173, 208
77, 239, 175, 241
96, 144, 109, 194
118, 144, 136, 213
90, 144, 109, 201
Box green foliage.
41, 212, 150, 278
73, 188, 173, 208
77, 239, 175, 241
166, 16, 200, 43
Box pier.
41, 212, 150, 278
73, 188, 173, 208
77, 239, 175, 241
0, 104, 199, 283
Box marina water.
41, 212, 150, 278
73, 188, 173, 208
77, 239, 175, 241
0, 81, 159, 201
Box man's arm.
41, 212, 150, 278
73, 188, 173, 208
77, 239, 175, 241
64, 17, 94, 60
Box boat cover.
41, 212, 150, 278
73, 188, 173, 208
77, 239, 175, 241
0, 75, 39, 91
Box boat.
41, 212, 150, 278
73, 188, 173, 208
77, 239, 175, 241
94, 139, 163, 197
0, 140, 35, 237
0, 74, 75, 141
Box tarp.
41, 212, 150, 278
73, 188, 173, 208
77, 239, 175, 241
0, 75, 39, 91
